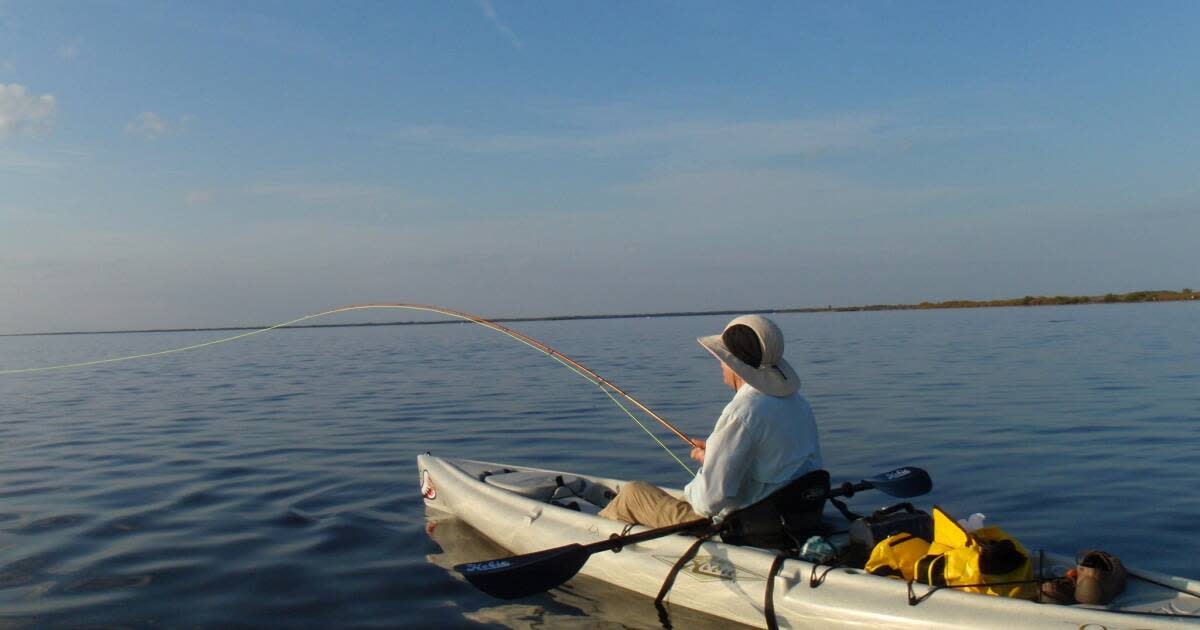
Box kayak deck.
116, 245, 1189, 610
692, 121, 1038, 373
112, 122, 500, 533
420, 454, 1200, 629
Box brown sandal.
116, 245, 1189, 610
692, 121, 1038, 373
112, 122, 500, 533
1040, 575, 1076, 604
1074, 550, 1127, 605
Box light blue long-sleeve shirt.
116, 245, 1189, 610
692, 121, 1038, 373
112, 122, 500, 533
683, 383, 823, 519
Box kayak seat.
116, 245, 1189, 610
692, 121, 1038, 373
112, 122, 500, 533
550, 496, 604, 515
722, 469, 832, 553
483, 471, 588, 502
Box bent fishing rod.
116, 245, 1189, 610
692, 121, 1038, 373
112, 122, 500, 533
1, 303, 697, 471
386, 303, 695, 447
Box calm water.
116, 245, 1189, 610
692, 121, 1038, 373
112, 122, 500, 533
1, 303, 1198, 628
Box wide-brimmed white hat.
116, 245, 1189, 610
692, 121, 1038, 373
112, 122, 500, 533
697, 314, 800, 397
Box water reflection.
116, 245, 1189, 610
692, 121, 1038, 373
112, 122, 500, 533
424, 509, 742, 629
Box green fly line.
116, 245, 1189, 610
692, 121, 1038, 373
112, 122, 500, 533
0, 303, 697, 475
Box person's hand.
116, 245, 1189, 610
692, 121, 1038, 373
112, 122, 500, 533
689, 438, 706, 464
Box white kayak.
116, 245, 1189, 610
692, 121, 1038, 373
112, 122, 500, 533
418, 453, 1200, 629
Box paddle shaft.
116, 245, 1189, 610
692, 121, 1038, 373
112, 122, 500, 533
454, 516, 715, 599
832, 480, 875, 497
587, 517, 714, 553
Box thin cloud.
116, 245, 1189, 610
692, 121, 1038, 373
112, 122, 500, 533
478, 0, 523, 49
124, 111, 169, 140
391, 113, 890, 163
240, 180, 438, 216
0, 152, 60, 172
619, 165, 974, 223
0, 83, 56, 138
185, 190, 216, 205
59, 43, 79, 60
176, 181, 433, 212
247, 181, 412, 204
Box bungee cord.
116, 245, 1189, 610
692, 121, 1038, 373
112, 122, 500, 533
0, 303, 697, 475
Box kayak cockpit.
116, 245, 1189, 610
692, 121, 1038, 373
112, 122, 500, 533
460, 461, 618, 515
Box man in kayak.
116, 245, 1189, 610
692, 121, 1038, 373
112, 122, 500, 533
599, 315, 827, 548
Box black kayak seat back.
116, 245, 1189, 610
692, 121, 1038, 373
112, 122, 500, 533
482, 470, 587, 502
721, 469, 832, 552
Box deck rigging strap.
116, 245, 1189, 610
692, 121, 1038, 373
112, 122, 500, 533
1129, 572, 1200, 600
905, 552, 1199, 617
907, 577, 1044, 606
764, 555, 787, 630
654, 530, 718, 629
765, 549, 840, 628
909, 577, 1200, 618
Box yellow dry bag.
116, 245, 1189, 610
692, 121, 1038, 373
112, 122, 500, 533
865, 532, 931, 581
918, 506, 1036, 599
864, 506, 1036, 600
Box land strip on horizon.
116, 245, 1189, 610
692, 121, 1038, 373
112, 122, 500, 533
3, 289, 1195, 338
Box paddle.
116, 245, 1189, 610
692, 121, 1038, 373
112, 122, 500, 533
454, 517, 714, 599
454, 466, 932, 599
830, 466, 932, 499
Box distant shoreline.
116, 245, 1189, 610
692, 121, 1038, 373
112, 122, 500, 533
3, 289, 1195, 338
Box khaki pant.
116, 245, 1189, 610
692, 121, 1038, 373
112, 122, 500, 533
598, 480, 702, 528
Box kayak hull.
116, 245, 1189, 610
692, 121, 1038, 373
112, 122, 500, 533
418, 453, 1200, 629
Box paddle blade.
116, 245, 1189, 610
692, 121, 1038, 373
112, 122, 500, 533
454, 543, 590, 599
865, 466, 932, 498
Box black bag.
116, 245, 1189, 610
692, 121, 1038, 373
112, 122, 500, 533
848, 502, 933, 550
721, 469, 831, 552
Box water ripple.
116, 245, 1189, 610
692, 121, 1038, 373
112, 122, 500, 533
0, 303, 1196, 626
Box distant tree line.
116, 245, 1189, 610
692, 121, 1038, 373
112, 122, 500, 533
909, 289, 1196, 310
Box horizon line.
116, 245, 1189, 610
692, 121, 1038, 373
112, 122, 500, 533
0, 306, 827, 338
3, 288, 1194, 338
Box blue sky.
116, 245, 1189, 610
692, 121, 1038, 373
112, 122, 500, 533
2, 1, 1198, 333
